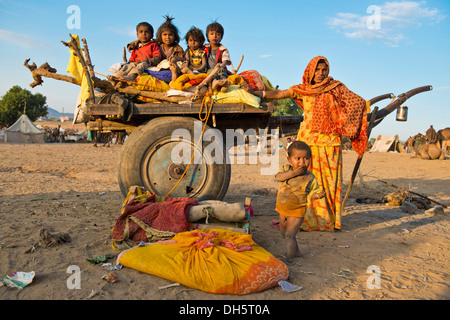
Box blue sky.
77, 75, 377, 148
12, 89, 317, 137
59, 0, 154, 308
1, 0, 449, 141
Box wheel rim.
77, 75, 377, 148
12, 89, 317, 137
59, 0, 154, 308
141, 137, 208, 197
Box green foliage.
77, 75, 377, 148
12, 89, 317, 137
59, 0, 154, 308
0, 85, 48, 126
271, 98, 303, 117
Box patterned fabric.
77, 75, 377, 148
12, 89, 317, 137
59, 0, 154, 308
112, 192, 197, 243
169, 73, 207, 91
239, 70, 265, 91
287, 56, 367, 230
133, 73, 170, 92
301, 145, 343, 231
289, 56, 368, 155
116, 228, 289, 295
187, 48, 206, 70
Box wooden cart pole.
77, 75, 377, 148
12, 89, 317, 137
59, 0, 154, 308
341, 106, 379, 213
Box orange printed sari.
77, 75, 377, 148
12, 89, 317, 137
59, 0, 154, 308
288, 56, 368, 231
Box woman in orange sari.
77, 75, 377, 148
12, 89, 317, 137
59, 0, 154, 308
260, 56, 368, 231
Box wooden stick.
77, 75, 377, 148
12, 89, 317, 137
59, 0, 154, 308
192, 63, 222, 99
341, 106, 379, 213
378, 180, 448, 208
122, 47, 127, 62
231, 54, 244, 74
81, 38, 94, 73
24, 59, 78, 88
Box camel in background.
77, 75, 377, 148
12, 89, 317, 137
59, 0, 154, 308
436, 127, 450, 155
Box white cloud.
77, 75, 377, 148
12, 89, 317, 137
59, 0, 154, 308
328, 1, 446, 46
0, 29, 51, 49
105, 26, 136, 38
259, 54, 273, 58
435, 86, 450, 91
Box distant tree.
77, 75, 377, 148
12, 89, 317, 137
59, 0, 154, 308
0, 85, 48, 126
271, 98, 303, 117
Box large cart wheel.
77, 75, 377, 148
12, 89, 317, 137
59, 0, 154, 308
118, 116, 231, 200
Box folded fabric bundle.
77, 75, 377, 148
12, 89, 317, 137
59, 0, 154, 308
133, 73, 170, 92
116, 228, 288, 294
170, 73, 208, 91
239, 69, 265, 91
112, 192, 198, 245
144, 70, 173, 83
212, 85, 261, 108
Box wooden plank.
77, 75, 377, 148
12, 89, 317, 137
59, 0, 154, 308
86, 102, 273, 116
86, 119, 137, 132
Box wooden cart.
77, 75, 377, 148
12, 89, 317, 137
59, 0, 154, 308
24, 35, 432, 200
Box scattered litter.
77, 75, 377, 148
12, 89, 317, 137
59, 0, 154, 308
102, 272, 118, 283
159, 283, 180, 290
98, 192, 106, 196
337, 245, 349, 248
425, 205, 445, 216
107, 264, 122, 271
400, 201, 417, 214
299, 270, 313, 274
401, 228, 410, 234
38, 229, 71, 248
278, 280, 302, 293
86, 254, 115, 264
87, 289, 98, 299
0, 271, 35, 289
333, 270, 352, 279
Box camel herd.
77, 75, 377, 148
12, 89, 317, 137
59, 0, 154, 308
404, 126, 450, 160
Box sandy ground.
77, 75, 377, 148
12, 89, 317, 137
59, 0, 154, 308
0, 124, 449, 302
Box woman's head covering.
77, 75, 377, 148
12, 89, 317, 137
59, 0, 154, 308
290, 56, 368, 155
303, 56, 328, 85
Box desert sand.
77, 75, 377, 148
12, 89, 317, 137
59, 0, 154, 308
0, 122, 449, 302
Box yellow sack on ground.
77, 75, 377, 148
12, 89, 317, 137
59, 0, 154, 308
116, 228, 288, 295
212, 85, 261, 108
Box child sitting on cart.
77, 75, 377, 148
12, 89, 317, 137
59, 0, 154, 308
110, 22, 161, 82
203, 21, 232, 92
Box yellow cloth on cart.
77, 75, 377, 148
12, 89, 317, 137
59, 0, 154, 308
66, 35, 92, 104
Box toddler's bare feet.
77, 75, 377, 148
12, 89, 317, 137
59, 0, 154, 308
280, 257, 295, 266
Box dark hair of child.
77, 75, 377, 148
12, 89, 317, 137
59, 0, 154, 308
287, 141, 312, 157
156, 15, 181, 44
206, 21, 224, 37
184, 27, 205, 45
136, 22, 154, 36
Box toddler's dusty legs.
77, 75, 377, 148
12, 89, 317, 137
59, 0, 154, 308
279, 215, 304, 265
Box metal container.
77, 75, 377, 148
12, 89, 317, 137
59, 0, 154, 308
396, 105, 408, 121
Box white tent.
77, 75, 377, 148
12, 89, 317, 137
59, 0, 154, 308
5, 114, 45, 143
370, 135, 404, 153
